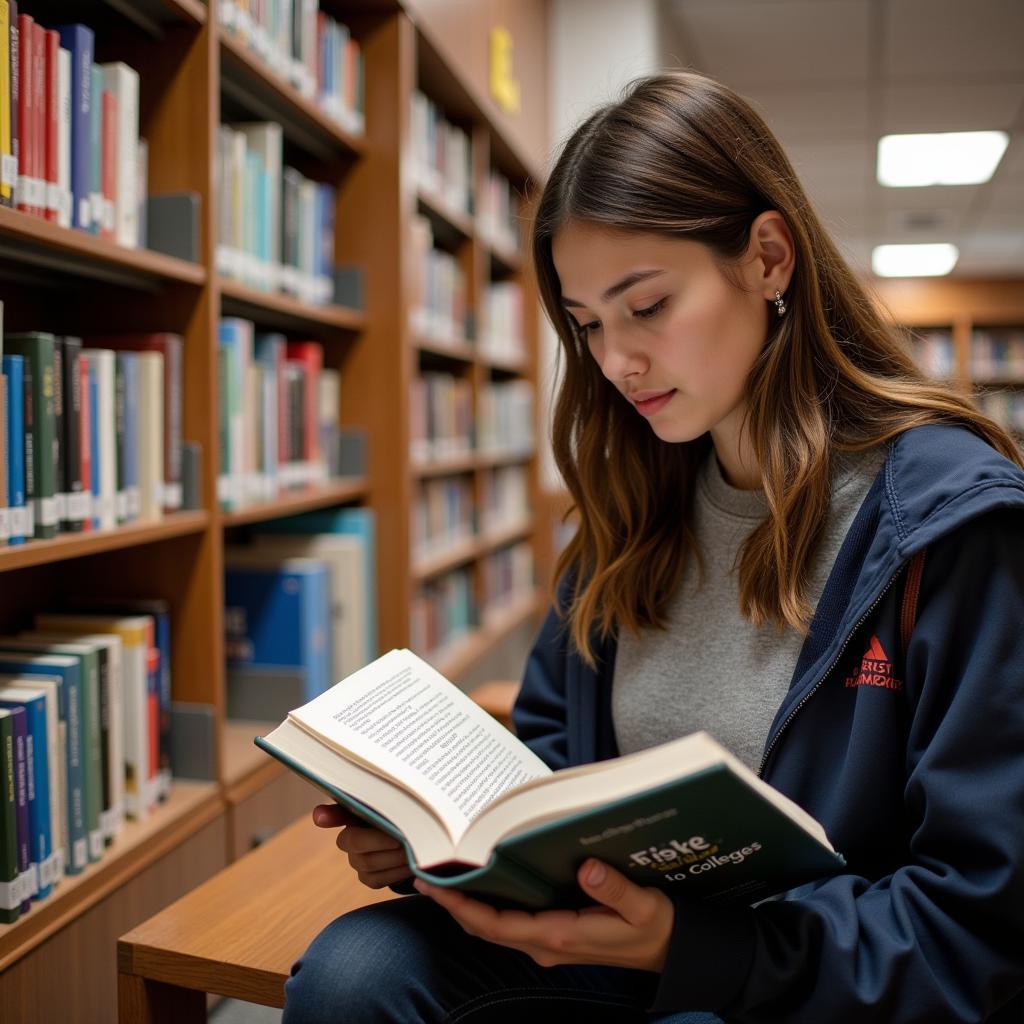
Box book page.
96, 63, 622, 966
289, 649, 551, 842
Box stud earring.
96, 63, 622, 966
773, 290, 787, 317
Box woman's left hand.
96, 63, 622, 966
413, 858, 674, 972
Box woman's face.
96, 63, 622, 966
552, 219, 772, 446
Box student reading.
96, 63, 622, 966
283, 71, 1024, 1023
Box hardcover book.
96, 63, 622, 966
257, 649, 845, 910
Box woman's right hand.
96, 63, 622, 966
312, 803, 414, 889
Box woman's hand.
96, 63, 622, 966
312, 803, 413, 889
414, 859, 674, 972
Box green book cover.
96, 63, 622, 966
0, 710, 18, 923
4, 333, 58, 539
256, 649, 845, 912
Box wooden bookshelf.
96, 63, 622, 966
0, 3, 548, 1017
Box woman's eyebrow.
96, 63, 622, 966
562, 269, 665, 307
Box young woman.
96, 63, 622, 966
283, 71, 1024, 1023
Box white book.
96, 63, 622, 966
136, 352, 164, 522
232, 122, 282, 270
80, 350, 117, 531
57, 48, 72, 229
99, 62, 140, 249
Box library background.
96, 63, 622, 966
0, 0, 1018, 1019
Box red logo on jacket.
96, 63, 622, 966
844, 635, 902, 691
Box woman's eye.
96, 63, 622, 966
633, 298, 667, 320
576, 320, 600, 337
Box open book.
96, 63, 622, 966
256, 648, 845, 909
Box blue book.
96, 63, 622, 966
89, 360, 100, 529
258, 507, 377, 659
3, 355, 26, 546
224, 559, 333, 706
56, 25, 94, 232
0, 654, 86, 875
6, 705, 31, 912
0, 688, 51, 900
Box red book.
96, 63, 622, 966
43, 28, 58, 223
100, 88, 116, 240
30, 20, 43, 217
345, 38, 358, 113
146, 628, 159, 798
317, 12, 327, 95
79, 353, 92, 532
15, 13, 31, 214
285, 341, 322, 466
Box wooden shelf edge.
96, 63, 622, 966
416, 187, 474, 240
220, 479, 369, 527
219, 277, 367, 333
412, 536, 480, 580
431, 589, 543, 681
0, 512, 211, 572
414, 335, 476, 362
156, 0, 207, 25
0, 206, 206, 287
219, 30, 366, 158
0, 782, 222, 972
411, 453, 478, 478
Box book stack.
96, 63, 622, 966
482, 541, 534, 620
224, 506, 377, 717
411, 567, 475, 660
481, 281, 525, 364
970, 327, 1024, 381
478, 168, 520, 254
910, 329, 955, 379
478, 380, 534, 458
0, 15, 145, 247
409, 214, 468, 345
412, 475, 475, 565
0, 329, 182, 546
219, 0, 365, 137
0, 599, 175, 922
217, 319, 344, 509
481, 465, 529, 536
411, 90, 472, 216
216, 121, 337, 305
409, 370, 474, 466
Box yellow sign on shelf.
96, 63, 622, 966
490, 26, 521, 116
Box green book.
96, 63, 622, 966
256, 649, 845, 910
0, 709, 18, 923
4, 333, 58, 539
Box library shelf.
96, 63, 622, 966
477, 449, 536, 470
412, 453, 479, 478
416, 186, 474, 242
431, 587, 544, 682
0, 512, 211, 573
222, 719, 283, 802
484, 238, 522, 276
0, 781, 221, 972
412, 534, 481, 581
0, 207, 207, 289
219, 277, 367, 336
414, 334, 476, 363
219, 29, 366, 162
479, 519, 533, 554
219, 478, 370, 527
99, 0, 208, 32
479, 350, 529, 375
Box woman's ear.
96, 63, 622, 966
746, 210, 795, 299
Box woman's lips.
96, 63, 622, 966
631, 389, 676, 417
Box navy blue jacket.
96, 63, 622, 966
513, 425, 1024, 1023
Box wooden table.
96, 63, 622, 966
117, 816, 397, 1022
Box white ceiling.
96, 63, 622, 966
662, 0, 1024, 278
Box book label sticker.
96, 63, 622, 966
0, 508, 9, 542
88, 829, 104, 861
72, 837, 88, 870
38, 497, 59, 528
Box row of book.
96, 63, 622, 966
219, 0, 365, 138
0, 325, 182, 546
970, 328, 1024, 381
0, 601, 174, 922
409, 214, 468, 345
976, 389, 1024, 436
411, 90, 472, 217
481, 281, 526, 365
413, 476, 475, 564
482, 541, 534, 615
478, 380, 535, 458
218, 320, 344, 510
223, 506, 376, 718
0, 12, 144, 247
481, 465, 530, 533
478, 169, 521, 256
911, 329, 955, 379
217, 121, 336, 305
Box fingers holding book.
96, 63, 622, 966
312, 803, 413, 889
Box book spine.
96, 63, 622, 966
42, 28, 57, 223
88, 63, 100, 234
82, 654, 102, 862
9, 708, 30, 911
52, 339, 66, 528
0, 1, 11, 207
94, 647, 112, 841
100, 63, 138, 248
124, 351, 141, 520
113, 352, 127, 522
30, 20, 42, 217
7, 2, 17, 212
165, 336, 182, 510
136, 351, 162, 522
4, 356, 26, 545
88, 355, 100, 528
57, 24, 92, 231
61, 337, 84, 530
64, 666, 87, 872
0, 373, 8, 545
99, 87, 115, 240
20, 356, 33, 538
0, 713, 18, 921
56, 44, 69, 227
14, 13, 29, 214
78, 354, 92, 531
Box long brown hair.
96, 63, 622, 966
533, 70, 1022, 665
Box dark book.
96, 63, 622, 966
258, 649, 845, 911
22, 354, 34, 537
0, 709, 19, 922
59, 337, 85, 531
7, 704, 29, 912
52, 339, 65, 528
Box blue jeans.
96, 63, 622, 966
283, 894, 723, 1023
